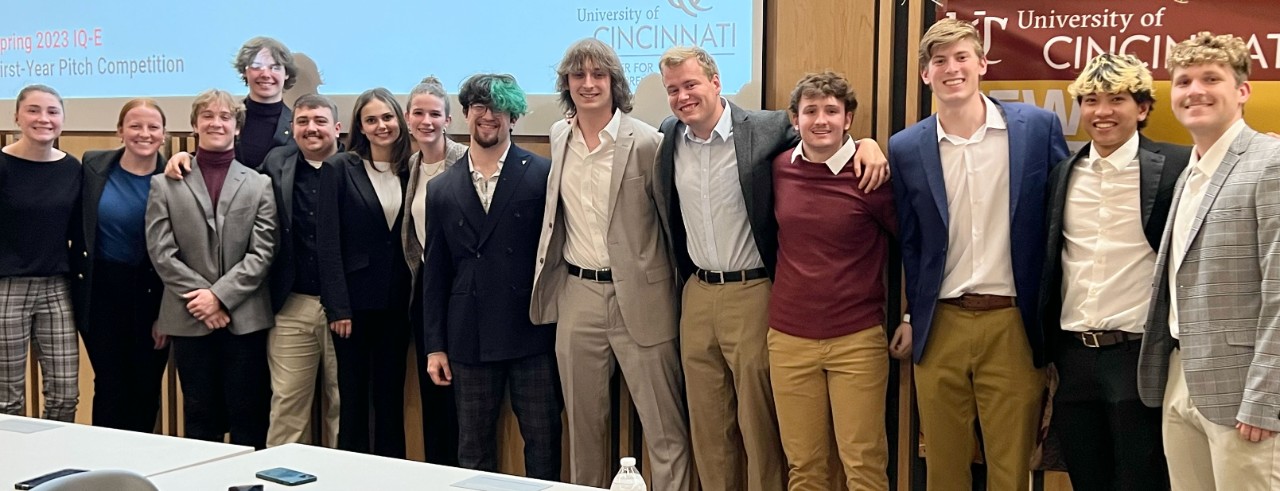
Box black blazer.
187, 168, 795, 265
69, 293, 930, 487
69, 148, 166, 332
318, 152, 411, 320
653, 102, 797, 280
236, 101, 294, 169
421, 144, 555, 364
1038, 135, 1190, 361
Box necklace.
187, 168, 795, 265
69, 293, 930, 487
422, 160, 446, 177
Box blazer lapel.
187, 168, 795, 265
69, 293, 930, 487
607, 117, 634, 225
1000, 101, 1027, 219
450, 151, 487, 235
278, 152, 298, 226
547, 123, 570, 224
1182, 132, 1248, 257
214, 165, 248, 231
1136, 138, 1166, 231
730, 105, 757, 221
917, 119, 950, 226
479, 146, 532, 246
184, 160, 217, 232
346, 161, 381, 225
82, 149, 121, 253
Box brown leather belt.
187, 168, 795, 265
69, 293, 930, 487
1070, 330, 1142, 348
939, 294, 1014, 311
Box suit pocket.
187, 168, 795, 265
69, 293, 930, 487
226, 205, 254, 219
1206, 208, 1250, 221
1225, 329, 1255, 348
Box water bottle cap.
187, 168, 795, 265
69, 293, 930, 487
620, 457, 636, 466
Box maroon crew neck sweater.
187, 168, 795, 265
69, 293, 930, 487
197, 147, 235, 212
768, 146, 898, 339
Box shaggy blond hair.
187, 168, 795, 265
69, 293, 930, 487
659, 45, 720, 80
190, 89, 245, 129
918, 18, 984, 67
1168, 31, 1251, 84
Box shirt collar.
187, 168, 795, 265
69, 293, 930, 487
935, 95, 1006, 143
571, 108, 623, 145
683, 98, 733, 143
1189, 118, 1246, 179
1086, 131, 1141, 171
467, 141, 511, 178
790, 136, 858, 175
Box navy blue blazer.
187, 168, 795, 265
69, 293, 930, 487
421, 144, 555, 364
888, 98, 1070, 366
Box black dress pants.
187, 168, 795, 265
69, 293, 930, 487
171, 328, 271, 449
1052, 332, 1169, 491
409, 279, 459, 465
333, 307, 409, 458
81, 260, 168, 433
452, 352, 563, 481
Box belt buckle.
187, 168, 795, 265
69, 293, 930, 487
1082, 332, 1102, 348
596, 267, 610, 282
706, 271, 725, 285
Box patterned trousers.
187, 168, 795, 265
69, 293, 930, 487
0, 276, 78, 421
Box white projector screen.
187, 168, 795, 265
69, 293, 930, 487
0, 0, 764, 135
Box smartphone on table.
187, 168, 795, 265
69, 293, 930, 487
15, 469, 87, 490
256, 467, 317, 486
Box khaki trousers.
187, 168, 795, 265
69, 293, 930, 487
681, 275, 785, 491
556, 275, 693, 490
266, 294, 340, 447
1163, 349, 1280, 490
769, 327, 889, 491
914, 304, 1044, 491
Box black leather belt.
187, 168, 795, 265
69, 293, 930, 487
1070, 330, 1142, 348
695, 267, 768, 285
567, 263, 612, 282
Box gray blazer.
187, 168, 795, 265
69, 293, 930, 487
1138, 125, 1280, 431
530, 114, 680, 347
145, 157, 278, 337
402, 139, 469, 286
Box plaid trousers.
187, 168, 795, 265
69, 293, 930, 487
0, 276, 78, 421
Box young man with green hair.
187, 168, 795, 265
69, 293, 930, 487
420, 73, 562, 480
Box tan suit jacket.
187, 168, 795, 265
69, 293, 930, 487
145, 157, 277, 337
530, 114, 679, 347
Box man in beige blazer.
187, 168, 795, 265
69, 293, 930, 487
1137, 32, 1280, 490
146, 89, 277, 448
530, 38, 692, 490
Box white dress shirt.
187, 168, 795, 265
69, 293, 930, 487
468, 142, 510, 213
674, 99, 765, 272
1167, 118, 1246, 339
936, 96, 1016, 298
411, 152, 449, 247
789, 136, 858, 174
560, 110, 621, 270
363, 160, 402, 230
1060, 132, 1152, 334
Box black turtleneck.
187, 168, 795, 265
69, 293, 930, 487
240, 98, 285, 168
196, 147, 235, 212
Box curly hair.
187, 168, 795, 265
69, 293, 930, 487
788, 71, 858, 116
458, 73, 528, 119
1167, 31, 1251, 84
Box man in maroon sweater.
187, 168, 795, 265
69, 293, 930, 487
767, 71, 905, 490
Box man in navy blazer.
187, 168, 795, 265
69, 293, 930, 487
888, 19, 1068, 491
421, 74, 561, 481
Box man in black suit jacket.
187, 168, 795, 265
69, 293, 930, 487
1038, 54, 1189, 491
421, 74, 561, 480
652, 45, 888, 491
259, 94, 344, 448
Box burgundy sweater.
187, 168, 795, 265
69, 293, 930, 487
197, 147, 235, 212
768, 147, 897, 339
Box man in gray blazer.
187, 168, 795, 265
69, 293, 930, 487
1137, 32, 1280, 489
530, 38, 692, 490
652, 45, 889, 491
146, 89, 277, 448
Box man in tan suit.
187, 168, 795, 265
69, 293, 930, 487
530, 38, 693, 490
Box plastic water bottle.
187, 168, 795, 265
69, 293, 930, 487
609, 457, 646, 491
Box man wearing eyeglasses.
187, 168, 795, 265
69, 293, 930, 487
421, 74, 562, 480
231, 37, 298, 169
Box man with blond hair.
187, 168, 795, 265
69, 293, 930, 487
888, 18, 1068, 491
1040, 53, 1187, 490
531, 38, 693, 489
1137, 31, 1280, 490
654, 44, 889, 491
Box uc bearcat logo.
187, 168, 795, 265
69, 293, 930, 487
670, 0, 711, 17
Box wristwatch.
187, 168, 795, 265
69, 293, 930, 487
902, 314, 912, 324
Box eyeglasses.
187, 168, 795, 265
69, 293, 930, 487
247, 63, 285, 73
468, 103, 494, 116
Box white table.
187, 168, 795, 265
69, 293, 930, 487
150, 444, 607, 490
0, 415, 253, 482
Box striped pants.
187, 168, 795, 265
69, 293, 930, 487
0, 276, 78, 421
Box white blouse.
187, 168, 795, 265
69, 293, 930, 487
363, 160, 403, 230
